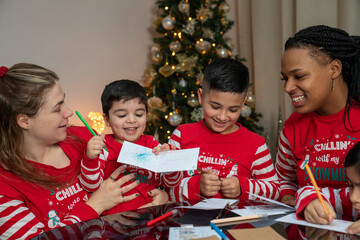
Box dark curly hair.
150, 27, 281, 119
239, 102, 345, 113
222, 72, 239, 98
285, 25, 360, 128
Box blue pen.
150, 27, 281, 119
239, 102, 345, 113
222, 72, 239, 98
210, 222, 229, 240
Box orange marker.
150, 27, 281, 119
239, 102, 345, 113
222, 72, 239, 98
305, 164, 330, 216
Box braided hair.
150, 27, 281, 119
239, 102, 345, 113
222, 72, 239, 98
285, 25, 360, 128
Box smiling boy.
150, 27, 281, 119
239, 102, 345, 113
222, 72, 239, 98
168, 58, 280, 202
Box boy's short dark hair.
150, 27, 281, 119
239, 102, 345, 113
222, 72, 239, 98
202, 58, 249, 94
101, 79, 148, 116
345, 141, 360, 172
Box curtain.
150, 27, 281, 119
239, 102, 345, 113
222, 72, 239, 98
233, 0, 360, 158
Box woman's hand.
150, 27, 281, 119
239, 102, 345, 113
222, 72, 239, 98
86, 166, 140, 214
304, 199, 336, 225
86, 133, 105, 159
280, 194, 295, 206
347, 219, 360, 235
139, 188, 169, 208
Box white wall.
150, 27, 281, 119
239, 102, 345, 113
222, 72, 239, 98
0, 0, 237, 131
0, 0, 156, 127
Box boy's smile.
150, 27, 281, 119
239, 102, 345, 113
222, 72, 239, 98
104, 98, 147, 144
198, 88, 245, 135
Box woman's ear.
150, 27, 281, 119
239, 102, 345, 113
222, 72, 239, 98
197, 88, 203, 105
16, 114, 30, 129
330, 59, 342, 79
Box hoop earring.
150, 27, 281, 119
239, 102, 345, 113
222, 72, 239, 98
332, 78, 335, 91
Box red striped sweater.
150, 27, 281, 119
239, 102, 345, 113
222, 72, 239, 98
167, 120, 280, 202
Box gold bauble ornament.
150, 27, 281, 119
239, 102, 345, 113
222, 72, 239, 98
148, 96, 163, 108
216, 48, 229, 58
159, 64, 175, 78
178, 1, 190, 16
169, 41, 181, 53
187, 93, 199, 108
195, 40, 211, 53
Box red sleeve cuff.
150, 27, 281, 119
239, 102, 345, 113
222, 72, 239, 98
237, 176, 249, 199
295, 195, 319, 220
82, 150, 101, 169
280, 189, 297, 198
187, 175, 201, 201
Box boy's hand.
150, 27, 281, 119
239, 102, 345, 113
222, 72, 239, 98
200, 169, 221, 197
152, 144, 176, 155
138, 188, 169, 208
304, 199, 336, 225
220, 176, 241, 198
86, 133, 105, 159
347, 219, 360, 235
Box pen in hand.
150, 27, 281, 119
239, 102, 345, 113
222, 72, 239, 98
75, 111, 108, 152
305, 164, 330, 216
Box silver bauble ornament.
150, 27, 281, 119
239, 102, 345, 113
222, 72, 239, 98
162, 15, 175, 30
178, 1, 190, 16
151, 44, 161, 54
169, 41, 181, 53
240, 105, 252, 118
246, 92, 255, 105
195, 40, 211, 53
168, 112, 183, 126
216, 48, 229, 58
152, 51, 162, 63
187, 93, 199, 107
179, 78, 187, 88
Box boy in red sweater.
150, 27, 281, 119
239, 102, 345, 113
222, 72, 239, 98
295, 141, 360, 235
168, 58, 280, 202
79, 80, 172, 214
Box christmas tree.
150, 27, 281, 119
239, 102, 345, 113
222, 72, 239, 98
144, 0, 263, 143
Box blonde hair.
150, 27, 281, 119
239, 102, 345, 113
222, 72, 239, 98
0, 63, 64, 189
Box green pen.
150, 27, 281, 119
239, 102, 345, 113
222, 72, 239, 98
75, 111, 108, 152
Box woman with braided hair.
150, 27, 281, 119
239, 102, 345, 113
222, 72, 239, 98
275, 25, 360, 226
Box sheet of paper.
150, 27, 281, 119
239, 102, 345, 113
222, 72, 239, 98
176, 198, 239, 210
275, 213, 354, 234
248, 193, 295, 210
232, 205, 295, 216
117, 141, 199, 173
169, 226, 220, 240
228, 226, 286, 240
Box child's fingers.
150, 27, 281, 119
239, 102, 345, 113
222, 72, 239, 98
99, 132, 105, 140
313, 206, 331, 225
348, 220, 360, 234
